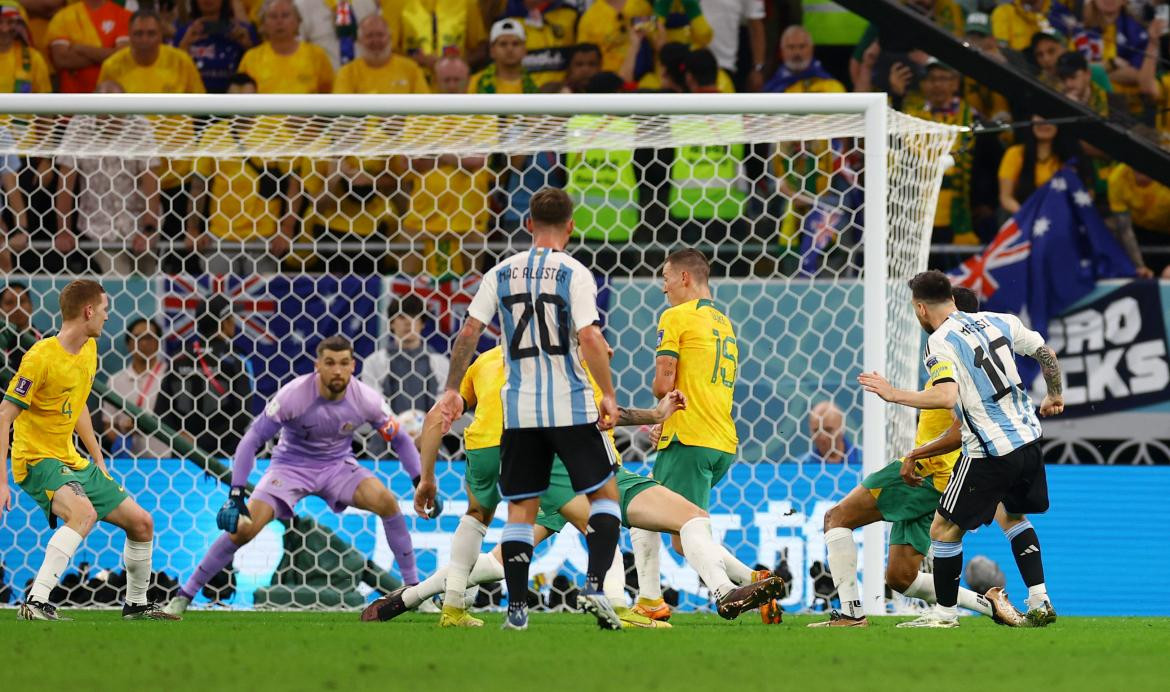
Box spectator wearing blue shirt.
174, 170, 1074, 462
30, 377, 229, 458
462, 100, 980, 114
801, 400, 861, 464
174, 0, 258, 93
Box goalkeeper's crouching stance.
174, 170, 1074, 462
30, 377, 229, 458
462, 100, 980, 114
165, 337, 433, 615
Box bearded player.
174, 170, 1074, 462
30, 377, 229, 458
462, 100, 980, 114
810, 287, 1024, 627
1, 280, 178, 621
165, 336, 427, 616
631, 249, 774, 623
364, 345, 783, 626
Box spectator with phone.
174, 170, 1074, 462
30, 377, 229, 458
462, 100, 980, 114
174, 0, 258, 93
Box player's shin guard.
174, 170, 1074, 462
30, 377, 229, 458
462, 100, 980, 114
630, 528, 663, 601
382, 513, 418, 585
501, 523, 535, 615
29, 526, 83, 603
444, 515, 487, 609
584, 500, 621, 592
824, 527, 862, 618
931, 540, 963, 613
180, 533, 240, 600
678, 517, 735, 599
1004, 520, 1048, 607
124, 539, 153, 606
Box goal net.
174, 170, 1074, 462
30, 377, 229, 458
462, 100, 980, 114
0, 95, 958, 613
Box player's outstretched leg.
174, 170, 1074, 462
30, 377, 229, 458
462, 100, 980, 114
165, 498, 276, 616
624, 484, 785, 620
812, 486, 884, 627
576, 479, 623, 631
19, 481, 97, 621
996, 506, 1056, 626
898, 513, 964, 629
629, 528, 670, 620
104, 496, 179, 620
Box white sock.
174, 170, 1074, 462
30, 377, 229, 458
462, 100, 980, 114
404, 566, 446, 609
630, 528, 662, 601
604, 546, 626, 607
678, 517, 735, 601
124, 538, 153, 606
824, 527, 862, 618
901, 571, 992, 617
1025, 584, 1049, 610
29, 526, 83, 603
718, 545, 754, 586
443, 515, 487, 610
469, 552, 504, 584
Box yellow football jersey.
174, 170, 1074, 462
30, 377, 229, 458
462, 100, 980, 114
915, 355, 960, 491
655, 298, 738, 454
460, 346, 619, 459
238, 41, 334, 94
97, 44, 206, 94
3, 337, 97, 483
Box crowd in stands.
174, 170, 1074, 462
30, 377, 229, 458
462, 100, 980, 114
2, 0, 1170, 279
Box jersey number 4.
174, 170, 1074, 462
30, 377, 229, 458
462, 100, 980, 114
972, 336, 1015, 401
503, 293, 569, 359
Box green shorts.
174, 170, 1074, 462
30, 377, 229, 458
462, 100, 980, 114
651, 442, 735, 510
464, 447, 604, 534
861, 460, 944, 555
535, 465, 658, 534
18, 458, 129, 522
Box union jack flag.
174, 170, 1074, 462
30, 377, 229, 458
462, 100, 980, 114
160, 274, 278, 344
950, 219, 1031, 301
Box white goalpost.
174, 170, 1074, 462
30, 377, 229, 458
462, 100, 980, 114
0, 93, 958, 615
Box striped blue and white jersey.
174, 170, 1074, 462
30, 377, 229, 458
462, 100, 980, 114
925, 310, 1046, 458
466, 247, 600, 429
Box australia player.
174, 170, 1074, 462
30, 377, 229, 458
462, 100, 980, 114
860, 270, 1063, 628
164, 336, 426, 616
0, 280, 178, 621
631, 249, 772, 623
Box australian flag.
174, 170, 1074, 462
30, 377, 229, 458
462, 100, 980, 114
950, 168, 1135, 377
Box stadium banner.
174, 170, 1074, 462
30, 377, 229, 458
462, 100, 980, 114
1039, 279, 1170, 417
2, 460, 1166, 616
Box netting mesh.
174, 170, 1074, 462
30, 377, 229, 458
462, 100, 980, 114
0, 103, 958, 612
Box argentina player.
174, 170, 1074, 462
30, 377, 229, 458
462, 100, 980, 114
859, 270, 1064, 628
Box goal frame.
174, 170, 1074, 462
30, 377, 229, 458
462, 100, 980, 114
8, 92, 894, 614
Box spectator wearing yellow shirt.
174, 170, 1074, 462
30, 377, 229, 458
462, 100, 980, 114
296, 0, 379, 70
1106, 133, 1170, 279
333, 14, 430, 94
401, 56, 494, 277
15, 0, 64, 56
0, 1, 50, 93
763, 25, 845, 94
398, 0, 487, 75
469, 18, 538, 93
186, 73, 308, 273
906, 61, 974, 245
511, 0, 578, 87
99, 10, 206, 93
991, 0, 1055, 52
578, 0, 652, 73
238, 0, 333, 93
47, 0, 130, 93
998, 116, 1092, 214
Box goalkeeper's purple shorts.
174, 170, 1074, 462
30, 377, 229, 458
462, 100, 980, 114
251, 460, 376, 519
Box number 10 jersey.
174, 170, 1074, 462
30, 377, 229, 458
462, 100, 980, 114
925, 310, 1045, 459
467, 247, 601, 430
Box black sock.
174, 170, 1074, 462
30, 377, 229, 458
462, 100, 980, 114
501, 522, 534, 612
931, 540, 963, 608
584, 500, 621, 592
1007, 523, 1045, 587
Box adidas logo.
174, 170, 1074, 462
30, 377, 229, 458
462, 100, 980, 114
1018, 544, 1039, 557
507, 554, 530, 564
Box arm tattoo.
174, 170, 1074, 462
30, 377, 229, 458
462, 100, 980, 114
445, 327, 480, 392
64, 481, 88, 498
616, 406, 660, 427
1033, 345, 1063, 396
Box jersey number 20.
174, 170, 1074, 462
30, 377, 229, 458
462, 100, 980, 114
503, 293, 569, 359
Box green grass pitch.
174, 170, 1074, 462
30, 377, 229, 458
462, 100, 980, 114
2, 610, 1166, 692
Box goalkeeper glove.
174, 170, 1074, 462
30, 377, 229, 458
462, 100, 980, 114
411, 475, 443, 519
216, 486, 251, 533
